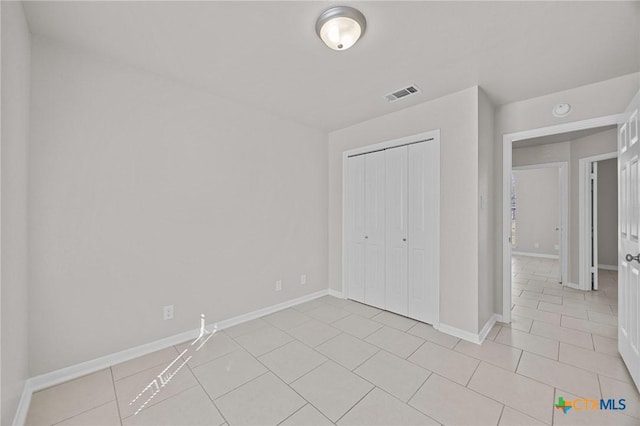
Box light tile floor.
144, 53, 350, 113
25, 255, 640, 425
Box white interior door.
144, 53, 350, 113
346, 155, 365, 303
364, 151, 386, 309
619, 90, 640, 390
408, 141, 439, 324
385, 146, 408, 315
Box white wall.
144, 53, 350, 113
329, 87, 482, 335
478, 88, 495, 329
28, 37, 328, 375
1, 2, 31, 424
512, 168, 560, 256
495, 73, 640, 312
597, 158, 618, 267
513, 142, 570, 166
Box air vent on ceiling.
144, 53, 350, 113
384, 85, 421, 103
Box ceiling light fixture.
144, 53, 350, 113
552, 103, 572, 118
316, 6, 366, 51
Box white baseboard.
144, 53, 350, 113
12, 289, 329, 426
436, 314, 501, 345
512, 251, 559, 260
598, 264, 618, 271
564, 281, 582, 290
328, 289, 345, 299
436, 323, 480, 344
13, 385, 32, 426
478, 314, 501, 342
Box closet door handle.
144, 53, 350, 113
402, 238, 407, 242
365, 236, 368, 239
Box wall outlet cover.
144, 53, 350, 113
163, 305, 174, 320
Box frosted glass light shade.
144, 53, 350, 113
316, 6, 366, 51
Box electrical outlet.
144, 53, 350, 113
301, 274, 307, 285
275, 280, 282, 292
534, 243, 539, 248
163, 305, 174, 320
554, 244, 560, 250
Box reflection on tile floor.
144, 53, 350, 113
25, 255, 639, 425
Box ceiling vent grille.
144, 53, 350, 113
384, 85, 421, 102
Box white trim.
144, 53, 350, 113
512, 251, 559, 259
579, 151, 617, 291
503, 114, 623, 324
12, 289, 329, 426
559, 163, 569, 285
512, 162, 567, 171
436, 314, 501, 345
12, 386, 31, 426
214, 290, 328, 331
341, 130, 441, 327
598, 264, 619, 271
342, 130, 439, 158
328, 289, 345, 299
593, 161, 599, 291
564, 282, 582, 290
478, 314, 502, 343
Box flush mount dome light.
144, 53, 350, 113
316, 6, 366, 51
552, 103, 572, 118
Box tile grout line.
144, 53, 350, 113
464, 359, 482, 388
405, 339, 427, 360
423, 371, 517, 424
49, 399, 118, 426
514, 349, 524, 372
495, 404, 506, 425
349, 347, 382, 372
333, 386, 376, 424
242, 346, 330, 425
183, 356, 231, 426
109, 368, 124, 426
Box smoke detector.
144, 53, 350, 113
552, 103, 572, 118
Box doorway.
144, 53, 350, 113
502, 116, 621, 323
511, 163, 568, 285
579, 153, 618, 291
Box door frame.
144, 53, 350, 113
342, 129, 441, 327
512, 162, 569, 285
502, 114, 623, 323
578, 151, 617, 291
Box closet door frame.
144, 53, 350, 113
342, 130, 440, 327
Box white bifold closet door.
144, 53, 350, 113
345, 138, 439, 324
407, 142, 438, 324
345, 155, 365, 303
364, 151, 386, 309
385, 146, 409, 315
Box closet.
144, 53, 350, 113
345, 134, 439, 324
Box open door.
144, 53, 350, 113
618, 90, 640, 390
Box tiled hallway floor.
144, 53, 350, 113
26, 255, 639, 425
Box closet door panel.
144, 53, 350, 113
408, 141, 439, 324
346, 155, 365, 303
385, 146, 408, 315
364, 151, 386, 309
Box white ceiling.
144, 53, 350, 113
23, 1, 640, 131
